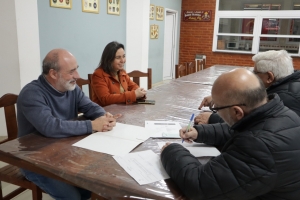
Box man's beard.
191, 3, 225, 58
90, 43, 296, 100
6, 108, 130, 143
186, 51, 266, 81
58, 75, 76, 91
223, 113, 237, 127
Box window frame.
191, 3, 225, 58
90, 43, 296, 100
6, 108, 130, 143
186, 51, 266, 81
213, 0, 300, 56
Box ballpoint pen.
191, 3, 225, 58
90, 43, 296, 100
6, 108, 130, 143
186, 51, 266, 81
182, 113, 194, 143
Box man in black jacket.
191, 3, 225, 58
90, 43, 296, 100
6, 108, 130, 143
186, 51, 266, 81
161, 68, 300, 199
195, 49, 300, 124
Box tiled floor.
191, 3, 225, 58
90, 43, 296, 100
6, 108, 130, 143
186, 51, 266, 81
0, 80, 172, 199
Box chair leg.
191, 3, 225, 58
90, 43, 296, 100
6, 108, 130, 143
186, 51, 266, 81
0, 181, 2, 200
2, 187, 26, 200
31, 185, 43, 200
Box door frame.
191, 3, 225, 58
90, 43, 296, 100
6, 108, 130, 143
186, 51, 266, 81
163, 8, 178, 80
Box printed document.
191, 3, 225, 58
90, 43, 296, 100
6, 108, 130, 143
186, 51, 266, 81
73, 123, 151, 156
113, 150, 169, 185
157, 142, 220, 157
145, 121, 181, 138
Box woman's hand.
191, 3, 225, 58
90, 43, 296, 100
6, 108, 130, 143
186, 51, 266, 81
135, 88, 147, 99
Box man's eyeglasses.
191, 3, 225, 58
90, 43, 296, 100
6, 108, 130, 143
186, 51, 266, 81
209, 101, 246, 113
252, 70, 263, 75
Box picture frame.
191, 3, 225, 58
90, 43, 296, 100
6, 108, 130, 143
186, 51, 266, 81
150, 24, 159, 39
50, 0, 72, 9
82, 0, 99, 13
150, 4, 155, 20
107, 0, 120, 15
156, 6, 164, 21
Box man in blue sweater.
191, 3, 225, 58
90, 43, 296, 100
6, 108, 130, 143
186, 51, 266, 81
17, 48, 117, 200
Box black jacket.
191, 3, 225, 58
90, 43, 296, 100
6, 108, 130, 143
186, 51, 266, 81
208, 70, 300, 124
161, 94, 300, 200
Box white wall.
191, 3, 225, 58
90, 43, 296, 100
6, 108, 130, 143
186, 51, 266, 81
126, 0, 150, 89
0, 0, 41, 137
15, 0, 41, 87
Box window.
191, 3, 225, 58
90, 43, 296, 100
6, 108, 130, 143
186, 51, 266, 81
213, 0, 300, 56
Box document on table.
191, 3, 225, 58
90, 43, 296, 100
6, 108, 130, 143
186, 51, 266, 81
145, 121, 182, 138
157, 142, 220, 157
72, 123, 151, 156
113, 150, 169, 185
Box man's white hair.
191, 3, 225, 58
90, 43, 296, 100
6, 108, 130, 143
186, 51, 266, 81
252, 50, 294, 81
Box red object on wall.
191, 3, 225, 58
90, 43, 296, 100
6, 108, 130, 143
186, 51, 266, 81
241, 19, 254, 40
182, 10, 212, 22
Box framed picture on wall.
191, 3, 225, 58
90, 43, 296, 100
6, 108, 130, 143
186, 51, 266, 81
156, 6, 164, 21
82, 0, 99, 13
50, 0, 72, 9
150, 4, 155, 20
107, 0, 120, 15
150, 25, 159, 39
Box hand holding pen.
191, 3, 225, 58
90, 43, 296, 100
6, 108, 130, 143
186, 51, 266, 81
182, 113, 195, 143
180, 126, 198, 143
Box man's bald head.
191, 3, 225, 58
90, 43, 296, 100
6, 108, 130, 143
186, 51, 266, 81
42, 49, 74, 75
212, 68, 267, 111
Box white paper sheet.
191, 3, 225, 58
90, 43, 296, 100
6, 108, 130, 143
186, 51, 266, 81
113, 150, 170, 185
157, 142, 220, 157
145, 121, 182, 138
72, 123, 151, 156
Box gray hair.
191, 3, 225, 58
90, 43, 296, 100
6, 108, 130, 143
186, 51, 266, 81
42, 52, 60, 75
224, 77, 267, 110
252, 50, 294, 81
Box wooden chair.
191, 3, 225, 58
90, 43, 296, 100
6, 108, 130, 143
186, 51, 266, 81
175, 64, 187, 78
186, 62, 196, 75
0, 93, 43, 200
197, 59, 205, 71
77, 76, 93, 99
127, 68, 152, 90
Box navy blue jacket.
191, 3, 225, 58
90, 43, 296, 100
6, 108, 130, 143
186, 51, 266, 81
162, 94, 300, 199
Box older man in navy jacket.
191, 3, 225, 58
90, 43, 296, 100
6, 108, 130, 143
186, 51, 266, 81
161, 68, 300, 199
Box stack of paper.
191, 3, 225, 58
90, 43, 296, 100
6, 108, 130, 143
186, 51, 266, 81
113, 150, 169, 185
157, 142, 220, 157
145, 121, 182, 138
72, 123, 151, 155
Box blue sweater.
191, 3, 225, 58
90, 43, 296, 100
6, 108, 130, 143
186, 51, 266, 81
17, 75, 106, 138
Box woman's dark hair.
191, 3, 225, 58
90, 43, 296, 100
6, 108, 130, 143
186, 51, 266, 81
96, 41, 125, 75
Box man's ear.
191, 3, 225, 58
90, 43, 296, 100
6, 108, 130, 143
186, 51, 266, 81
49, 69, 58, 80
232, 106, 244, 121
266, 71, 275, 84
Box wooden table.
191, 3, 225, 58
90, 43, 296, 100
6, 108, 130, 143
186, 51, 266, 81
174, 65, 253, 85
0, 134, 188, 199
0, 65, 250, 199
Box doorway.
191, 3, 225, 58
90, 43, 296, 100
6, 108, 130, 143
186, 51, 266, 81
163, 9, 178, 80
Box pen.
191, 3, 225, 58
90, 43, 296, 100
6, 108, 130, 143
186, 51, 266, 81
182, 113, 194, 143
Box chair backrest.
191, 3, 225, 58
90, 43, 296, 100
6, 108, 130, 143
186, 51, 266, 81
76, 76, 93, 99
88, 74, 93, 100
197, 60, 205, 71
0, 93, 44, 200
175, 64, 187, 78
0, 93, 18, 144
127, 68, 152, 90
187, 62, 196, 74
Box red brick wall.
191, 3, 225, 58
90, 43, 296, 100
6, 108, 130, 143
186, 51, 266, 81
180, 0, 300, 69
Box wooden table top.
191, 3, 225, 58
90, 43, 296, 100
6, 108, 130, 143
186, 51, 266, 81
0, 65, 248, 199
